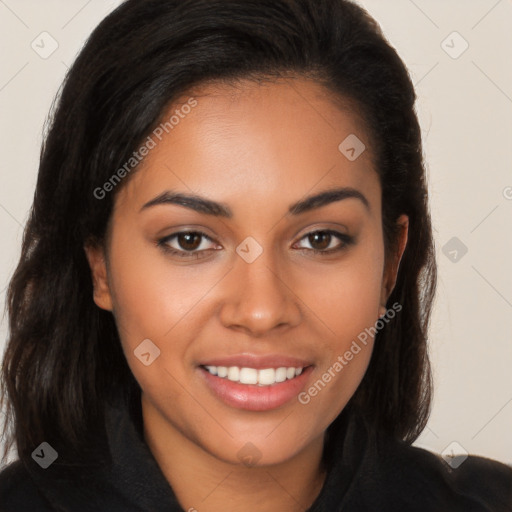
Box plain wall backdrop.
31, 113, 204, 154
0, 0, 511, 468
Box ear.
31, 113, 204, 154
84, 241, 113, 311
378, 214, 409, 318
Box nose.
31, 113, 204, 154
218, 246, 302, 337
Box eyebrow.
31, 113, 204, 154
140, 186, 370, 217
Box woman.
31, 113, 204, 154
0, 0, 511, 510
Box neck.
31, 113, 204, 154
141, 396, 327, 512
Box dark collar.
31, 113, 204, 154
23, 386, 512, 511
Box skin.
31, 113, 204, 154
85, 77, 408, 512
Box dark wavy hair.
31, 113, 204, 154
1, 0, 436, 470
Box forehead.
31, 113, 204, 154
115, 77, 380, 219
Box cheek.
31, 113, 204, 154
104, 231, 188, 379
107, 228, 211, 340
105, 229, 227, 389
299, 239, 385, 340
296, 308, 376, 437
293, 241, 384, 418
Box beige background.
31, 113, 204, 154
0, 0, 511, 468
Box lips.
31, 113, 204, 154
197, 354, 314, 411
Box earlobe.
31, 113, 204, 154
84, 242, 113, 311
379, 214, 409, 316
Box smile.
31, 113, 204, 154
198, 364, 313, 411
203, 365, 304, 386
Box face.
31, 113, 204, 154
86, 77, 408, 467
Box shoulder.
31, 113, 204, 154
375, 438, 512, 511
0, 459, 54, 511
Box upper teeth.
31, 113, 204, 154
204, 366, 303, 386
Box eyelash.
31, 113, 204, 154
157, 229, 354, 259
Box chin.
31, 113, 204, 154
200, 429, 319, 468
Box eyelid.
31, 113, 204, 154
292, 229, 353, 253
157, 230, 219, 256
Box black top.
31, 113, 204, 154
1, 386, 511, 511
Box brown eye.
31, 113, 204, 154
177, 232, 203, 251
294, 230, 354, 256
157, 231, 219, 258
307, 231, 332, 251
